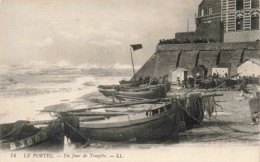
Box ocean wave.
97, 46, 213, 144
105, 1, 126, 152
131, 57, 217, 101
0, 61, 141, 73
112, 62, 141, 70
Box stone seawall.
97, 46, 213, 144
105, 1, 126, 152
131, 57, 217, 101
133, 41, 260, 80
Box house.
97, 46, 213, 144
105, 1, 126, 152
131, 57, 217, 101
168, 68, 188, 84
175, 0, 260, 43
221, 0, 260, 42
192, 65, 208, 78
212, 66, 229, 77
237, 58, 260, 77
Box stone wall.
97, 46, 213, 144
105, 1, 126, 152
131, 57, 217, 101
224, 30, 260, 43
157, 41, 260, 51
197, 50, 219, 75
134, 51, 180, 79
133, 41, 260, 80
243, 49, 260, 60
219, 50, 244, 75
198, 0, 221, 17
178, 51, 199, 75
175, 20, 223, 42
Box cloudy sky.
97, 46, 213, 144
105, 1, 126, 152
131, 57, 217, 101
0, 0, 201, 66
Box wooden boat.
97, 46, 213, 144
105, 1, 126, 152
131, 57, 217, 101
117, 84, 166, 99
98, 85, 120, 89
0, 119, 64, 151
119, 80, 133, 85
62, 101, 181, 143
98, 84, 166, 99
98, 88, 117, 97
98, 83, 148, 90
98, 84, 135, 92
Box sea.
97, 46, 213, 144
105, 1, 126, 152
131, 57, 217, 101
0, 62, 136, 124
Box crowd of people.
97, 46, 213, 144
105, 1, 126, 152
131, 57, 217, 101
135, 73, 259, 94
184, 73, 259, 93
158, 38, 217, 45
137, 75, 171, 92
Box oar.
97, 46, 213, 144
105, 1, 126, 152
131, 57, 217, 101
89, 98, 116, 105
200, 92, 223, 97
28, 120, 55, 125
183, 85, 200, 96
116, 95, 151, 101
206, 82, 226, 93
61, 111, 129, 116
40, 98, 161, 113
133, 84, 164, 92
79, 116, 105, 122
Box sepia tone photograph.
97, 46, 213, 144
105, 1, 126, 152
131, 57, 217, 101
0, 0, 259, 161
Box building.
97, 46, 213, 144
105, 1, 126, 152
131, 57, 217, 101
176, 0, 223, 42
192, 65, 208, 78
237, 58, 260, 76
212, 65, 229, 76
168, 68, 188, 84
133, 1, 260, 81
222, 0, 260, 42
175, 0, 260, 43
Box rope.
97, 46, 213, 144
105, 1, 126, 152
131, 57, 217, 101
1, 120, 30, 139
210, 97, 252, 118
198, 133, 260, 143
208, 115, 260, 134
177, 100, 222, 136
205, 82, 226, 93
183, 94, 204, 128
180, 110, 194, 143
64, 121, 91, 143
177, 100, 260, 142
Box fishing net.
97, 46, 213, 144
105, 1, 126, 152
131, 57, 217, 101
182, 94, 204, 129
0, 120, 39, 141
249, 97, 260, 119
202, 96, 215, 118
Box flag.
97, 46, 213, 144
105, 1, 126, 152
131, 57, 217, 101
131, 44, 142, 51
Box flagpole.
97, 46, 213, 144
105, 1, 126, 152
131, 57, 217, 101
130, 45, 136, 82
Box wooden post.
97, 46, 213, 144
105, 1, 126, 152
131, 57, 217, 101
187, 18, 189, 32
112, 94, 115, 103
257, 92, 260, 110
130, 45, 136, 83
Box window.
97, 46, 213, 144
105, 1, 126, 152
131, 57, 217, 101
251, 15, 259, 30
252, 0, 259, 9
201, 9, 204, 16
208, 7, 213, 15
236, 17, 244, 30
236, 0, 244, 10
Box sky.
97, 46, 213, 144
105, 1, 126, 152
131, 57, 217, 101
0, 0, 202, 66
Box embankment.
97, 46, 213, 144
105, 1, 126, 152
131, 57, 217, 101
134, 41, 260, 79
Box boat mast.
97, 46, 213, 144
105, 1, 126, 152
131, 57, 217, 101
130, 45, 136, 82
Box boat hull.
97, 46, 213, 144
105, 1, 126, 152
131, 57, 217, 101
0, 120, 64, 151
98, 88, 116, 97
118, 85, 166, 99
64, 102, 180, 143
99, 84, 166, 99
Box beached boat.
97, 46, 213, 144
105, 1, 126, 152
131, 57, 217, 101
119, 80, 133, 85
98, 88, 117, 97
98, 84, 137, 91
98, 84, 167, 99
62, 101, 180, 143
0, 119, 64, 151
117, 84, 166, 99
